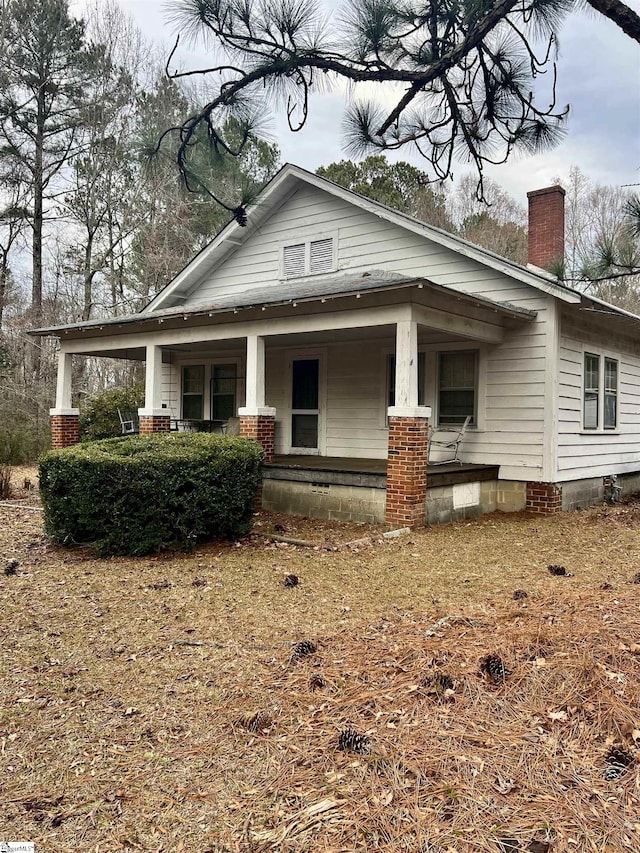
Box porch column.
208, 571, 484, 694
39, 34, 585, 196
238, 334, 276, 463
385, 320, 431, 528
138, 344, 170, 434
50, 350, 80, 449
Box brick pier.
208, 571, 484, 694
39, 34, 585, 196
50, 413, 80, 449
385, 414, 429, 527
525, 482, 562, 514
239, 415, 275, 463
139, 415, 171, 434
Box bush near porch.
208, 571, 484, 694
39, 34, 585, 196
79, 384, 145, 441
38, 433, 264, 555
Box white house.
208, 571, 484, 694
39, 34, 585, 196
32, 165, 640, 527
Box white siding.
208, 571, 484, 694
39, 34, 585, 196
182, 184, 545, 310
164, 181, 560, 478
557, 311, 640, 480
162, 362, 179, 417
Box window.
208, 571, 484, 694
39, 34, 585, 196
211, 364, 237, 421
438, 351, 478, 425
583, 352, 618, 431
282, 237, 335, 277
604, 358, 618, 429
583, 353, 600, 429
182, 365, 204, 419
387, 353, 426, 408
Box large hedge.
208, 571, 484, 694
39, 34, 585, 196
39, 433, 264, 556
79, 384, 144, 442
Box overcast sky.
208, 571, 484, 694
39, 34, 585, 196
100, 0, 639, 206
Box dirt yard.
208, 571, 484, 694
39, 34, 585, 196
1, 468, 639, 852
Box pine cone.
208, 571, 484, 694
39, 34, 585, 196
604, 744, 635, 780
480, 654, 511, 684
291, 640, 316, 661
233, 206, 248, 227
309, 673, 325, 691
433, 672, 455, 691
239, 710, 273, 733
338, 728, 370, 755
4, 559, 19, 576
547, 564, 567, 576
284, 574, 299, 588
513, 589, 528, 600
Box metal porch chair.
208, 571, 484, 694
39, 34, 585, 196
427, 415, 472, 465
117, 409, 140, 435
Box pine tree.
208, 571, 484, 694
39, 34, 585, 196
0, 0, 91, 325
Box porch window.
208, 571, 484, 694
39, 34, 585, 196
387, 352, 425, 408
583, 352, 618, 431
211, 363, 237, 421
282, 237, 335, 277
438, 351, 477, 425
182, 365, 204, 419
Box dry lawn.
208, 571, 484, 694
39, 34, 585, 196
1, 468, 639, 852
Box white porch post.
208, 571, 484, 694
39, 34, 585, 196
239, 334, 276, 418
244, 334, 266, 411
238, 334, 276, 465
386, 318, 431, 528
394, 319, 418, 410
50, 350, 78, 416
50, 350, 80, 448
139, 343, 164, 416
138, 344, 170, 432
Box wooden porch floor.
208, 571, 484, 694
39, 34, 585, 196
266, 455, 498, 489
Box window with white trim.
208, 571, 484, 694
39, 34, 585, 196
282, 237, 335, 277
583, 352, 618, 430
182, 365, 204, 419
438, 350, 478, 425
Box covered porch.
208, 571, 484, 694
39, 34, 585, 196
38, 276, 535, 527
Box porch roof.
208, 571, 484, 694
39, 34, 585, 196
29, 271, 537, 341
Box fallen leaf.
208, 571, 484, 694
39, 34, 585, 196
547, 709, 568, 722
493, 775, 516, 794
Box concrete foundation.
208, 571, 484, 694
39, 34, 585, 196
261, 463, 640, 526
426, 480, 526, 525
261, 478, 386, 524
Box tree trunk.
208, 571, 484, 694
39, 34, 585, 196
83, 235, 94, 322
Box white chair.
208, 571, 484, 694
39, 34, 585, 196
428, 415, 471, 465
117, 409, 139, 435
223, 416, 240, 436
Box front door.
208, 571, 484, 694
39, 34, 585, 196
291, 358, 320, 452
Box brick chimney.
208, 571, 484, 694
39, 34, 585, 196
527, 185, 565, 271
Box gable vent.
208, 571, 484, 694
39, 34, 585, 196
283, 243, 305, 277
310, 238, 333, 274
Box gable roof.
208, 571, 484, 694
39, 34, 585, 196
144, 163, 582, 312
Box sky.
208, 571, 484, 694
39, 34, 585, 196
98, 0, 639, 207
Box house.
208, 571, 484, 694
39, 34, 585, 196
32, 165, 640, 528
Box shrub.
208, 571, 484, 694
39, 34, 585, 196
79, 384, 145, 441
39, 433, 264, 556
0, 419, 45, 464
